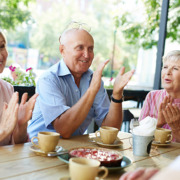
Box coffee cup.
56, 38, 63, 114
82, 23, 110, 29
69, 157, 108, 180
154, 128, 172, 144
31, 131, 60, 153
95, 126, 119, 144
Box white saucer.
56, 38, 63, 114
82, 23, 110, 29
30, 145, 62, 156
152, 141, 171, 147
92, 137, 123, 148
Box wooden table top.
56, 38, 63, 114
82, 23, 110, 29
0, 131, 180, 180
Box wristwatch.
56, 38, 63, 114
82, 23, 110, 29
111, 95, 124, 103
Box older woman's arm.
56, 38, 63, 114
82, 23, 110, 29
0, 92, 19, 143
13, 93, 38, 144
163, 104, 180, 143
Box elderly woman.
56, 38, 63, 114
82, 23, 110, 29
0, 31, 38, 145
139, 50, 180, 142
118, 51, 180, 180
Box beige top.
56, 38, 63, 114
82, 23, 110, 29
0, 79, 14, 146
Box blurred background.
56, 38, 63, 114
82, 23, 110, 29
0, 0, 180, 89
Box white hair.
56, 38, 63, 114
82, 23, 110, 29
59, 28, 93, 45
163, 50, 180, 63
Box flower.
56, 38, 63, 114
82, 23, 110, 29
26, 67, 32, 72
9, 65, 16, 72
3, 65, 36, 86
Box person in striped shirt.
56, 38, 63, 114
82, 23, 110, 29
139, 50, 180, 143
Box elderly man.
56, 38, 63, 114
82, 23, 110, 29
28, 22, 134, 139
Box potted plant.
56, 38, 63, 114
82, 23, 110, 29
2, 65, 36, 99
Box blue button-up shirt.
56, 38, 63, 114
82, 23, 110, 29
28, 60, 110, 139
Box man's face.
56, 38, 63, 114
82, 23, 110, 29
60, 29, 94, 77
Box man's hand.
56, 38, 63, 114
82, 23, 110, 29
113, 67, 135, 99
0, 92, 19, 142
157, 96, 173, 127
89, 59, 109, 94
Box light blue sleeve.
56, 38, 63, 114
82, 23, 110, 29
37, 74, 70, 128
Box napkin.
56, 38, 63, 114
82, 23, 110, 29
132, 116, 157, 136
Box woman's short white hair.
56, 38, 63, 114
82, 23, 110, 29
163, 50, 180, 63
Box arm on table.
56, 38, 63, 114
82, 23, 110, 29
53, 60, 109, 138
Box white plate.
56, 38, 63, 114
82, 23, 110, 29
92, 137, 123, 148
152, 141, 171, 147
30, 145, 62, 156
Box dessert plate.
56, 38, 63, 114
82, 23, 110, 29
30, 145, 63, 156
92, 137, 123, 148
152, 141, 171, 147
58, 153, 132, 171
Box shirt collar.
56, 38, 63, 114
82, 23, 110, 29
58, 59, 71, 76
58, 59, 93, 78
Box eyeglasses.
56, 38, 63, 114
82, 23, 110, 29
59, 21, 91, 43
65, 21, 91, 32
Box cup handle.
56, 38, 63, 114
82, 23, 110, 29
97, 166, 108, 179
31, 137, 39, 148
95, 130, 100, 138
166, 134, 172, 143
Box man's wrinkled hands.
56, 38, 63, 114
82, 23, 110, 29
113, 67, 135, 99
90, 59, 109, 94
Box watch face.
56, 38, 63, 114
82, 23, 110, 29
69, 147, 123, 167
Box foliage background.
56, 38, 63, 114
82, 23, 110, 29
0, 0, 180, 80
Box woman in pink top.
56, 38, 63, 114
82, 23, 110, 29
139, 50, 180, 142
0, 31, 38, 146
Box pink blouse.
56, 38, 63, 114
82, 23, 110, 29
139, 89, 180, 140
0, 79, 14, 146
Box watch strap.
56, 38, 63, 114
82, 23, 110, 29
111, 95, 124, 103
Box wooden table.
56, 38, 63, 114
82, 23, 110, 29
0, 132, 180, 180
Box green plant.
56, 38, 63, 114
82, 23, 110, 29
3, 65, 36, 86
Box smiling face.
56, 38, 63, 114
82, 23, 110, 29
161, 59, 180, 97
59, 29, 94, 78
0, 33, 8, 73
